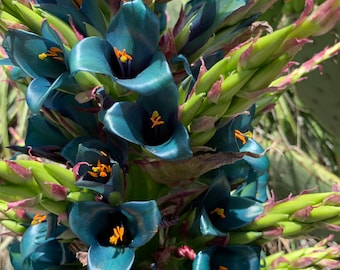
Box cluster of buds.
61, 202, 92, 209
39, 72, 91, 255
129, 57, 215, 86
228, 191, 340, 245
263, 235, 340, 269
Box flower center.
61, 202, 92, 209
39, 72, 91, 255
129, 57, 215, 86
109, 226, 125, 245
113, 47, 133, 78
38, 47, 64, 62
150, 111, 165, 128
97, 211, 133, 247
31, 214, 47, 225
234, 129, 252, 145
87, 159, 112, 179
210, 207, 226, 219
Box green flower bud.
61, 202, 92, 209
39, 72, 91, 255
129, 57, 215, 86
67, 191, 96, 202
268, 192, 335, 214
43, 163, 79, 192
0, 219, 26, 234
180, 92, 206, 126
244, 213, 289, 231
239, 25, 294, 70
40, 198, 68, 216
228, 231, 262, 245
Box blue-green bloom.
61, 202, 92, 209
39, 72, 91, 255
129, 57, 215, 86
192, 245, 262, 270
69, 0, 173, 95
207, 105, 269, 201
61, 138, 126, 199
1, 21, 81, 113
68, 200, 161, 270
176, 0, 256, 61
32, 0, 107, 36
193, 170, 263, 237
103, 83, 192, 161
8, 214, 77, 270
10, 92, 100, 162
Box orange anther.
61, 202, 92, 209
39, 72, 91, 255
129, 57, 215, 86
31, 214, 47, 225
210, 207, 226, 219
109, 226, 125, 245
114, 47, 133, 63
150, 111, 165, 128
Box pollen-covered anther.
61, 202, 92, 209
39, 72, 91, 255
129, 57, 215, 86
150, 110, 165, 128
114, 47, 133, 63
31, 213, 47, 225
38, 47, 64, 61
234, 129, 253, 145
210, 207, 226, 218
109, 226, 125, 245
87, 160, 112, 178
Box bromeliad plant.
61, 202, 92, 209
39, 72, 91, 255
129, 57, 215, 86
0, 0, 340, 269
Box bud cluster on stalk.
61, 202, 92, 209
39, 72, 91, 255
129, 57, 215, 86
179, 0, 340, 146
0, 159, 95, 231
262, 235, 340, 269
227, 192, 340, 245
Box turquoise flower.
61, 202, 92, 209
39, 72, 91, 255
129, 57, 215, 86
8, 214, 77, 270
103, 82, 192, 160
32, 0, 107, 36
1, 21, 81, 113
68, 200, 161, 270
10, 92, 100, 162
69, 0, 173, 95
193, 170, 263, 237
61, 138, 126, 199
192, 245, 262, 270
207, 105, 269, 201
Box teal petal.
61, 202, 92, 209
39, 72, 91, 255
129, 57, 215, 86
26, 77, 52, 114
25, 115, 69, 147
40, 20, 64, 50
241, 138, 269, 173
37, 0, 107, 36
211, 245, 261, 270
26, 77, 57, 114
144, 121, 192, 160
20, 221, 73, 270
8, 242, 22, 270
88, 243, 134, 270
68, 201, 112, 246
181, 0, 248, 55
120, 200, 161, 248
69, 200, 160, 248
192, 248, 215, 270
202, 170, 230, 211
200, 208, 227, 236
4, 29, 66, 78
104, 101, 146, 145
69, 36, 113, 77
194, 245, 261, 270
214, 196, 264, 230
106, 0, 159, 72
115, 51, 173, 95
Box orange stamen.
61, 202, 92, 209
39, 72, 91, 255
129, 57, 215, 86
114, 47, 133, 63
38, 47, 64, 61
150, 110, 165, 128
109, 226, 125, 245
31, 214, 47, 225
219, 266, 228, 270
87, 160, 112, 178
234, 129, 252, 144
210, 207, 226, 219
